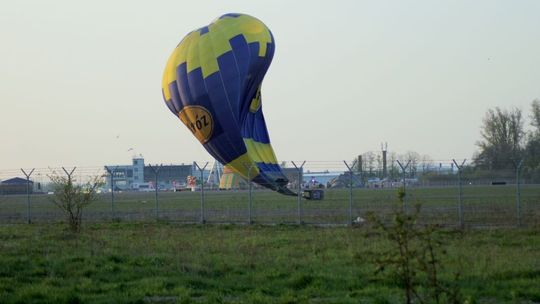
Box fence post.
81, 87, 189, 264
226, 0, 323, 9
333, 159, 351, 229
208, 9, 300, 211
396, 160, 411, 210
243, 163, 256, 225
21, 168, 35, 224
195, 162, 209, 224
343, 160, 357, 225
148, 164, 162, 220
452, 159, 466, 228
514, 159, 523, 227
291, 161, 306, 225
61, 167, 77, 223
105, 166, 117, 220
61, 166, 76, 181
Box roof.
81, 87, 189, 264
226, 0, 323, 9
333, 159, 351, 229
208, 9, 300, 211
0, 177, 33, 185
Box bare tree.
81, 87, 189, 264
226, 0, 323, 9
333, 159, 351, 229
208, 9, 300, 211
362, 151, 376, 176
524, 100, 540, 173
388, 151, 399, 179
401, 151, 421, 178
531, 99, 540, 134
474, 107, 524, 169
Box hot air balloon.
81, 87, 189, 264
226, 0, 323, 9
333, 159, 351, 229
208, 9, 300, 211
162, 13, 295, 195
219, 166, 247, 190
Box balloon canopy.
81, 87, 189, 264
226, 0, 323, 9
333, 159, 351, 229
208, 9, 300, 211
162, 13, 295, 195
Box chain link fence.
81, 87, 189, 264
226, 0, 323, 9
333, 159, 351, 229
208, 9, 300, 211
0, 160, 538, 228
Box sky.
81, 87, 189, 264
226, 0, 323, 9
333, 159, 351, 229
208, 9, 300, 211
1, 0, 539, 169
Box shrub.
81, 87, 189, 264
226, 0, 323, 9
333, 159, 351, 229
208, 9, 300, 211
366, 188, 461, 303
49, 173, 103, 232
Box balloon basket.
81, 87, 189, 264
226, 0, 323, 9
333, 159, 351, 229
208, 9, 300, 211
302, 189, 324, 200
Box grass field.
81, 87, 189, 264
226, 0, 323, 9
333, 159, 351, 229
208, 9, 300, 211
1, 185, 539, 227
0, 222, 539, 303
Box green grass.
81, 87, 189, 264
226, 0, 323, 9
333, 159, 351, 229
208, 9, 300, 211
1, 185, 539, 227
0, 223, 539, 303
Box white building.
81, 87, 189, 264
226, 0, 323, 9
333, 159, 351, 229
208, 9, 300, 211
104, 157, 145, 190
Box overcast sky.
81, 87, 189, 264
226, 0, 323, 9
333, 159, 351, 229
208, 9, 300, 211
1, 0, 539, 169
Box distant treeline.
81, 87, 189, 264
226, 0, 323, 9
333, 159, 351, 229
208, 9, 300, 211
353, 99, 540, 184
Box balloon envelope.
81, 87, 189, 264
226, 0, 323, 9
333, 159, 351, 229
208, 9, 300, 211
162, 13, 294, 195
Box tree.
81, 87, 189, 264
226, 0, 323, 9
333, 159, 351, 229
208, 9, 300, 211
523, 138, 540, 175
49, 172, 104, 232
474, 107, 524, 170
376, 154, 383, 177
401, 151, 421, 178
530, 99, 540, 134
362, 151, 376, 176
388, 151, 400, 179
524, 100, 540, 177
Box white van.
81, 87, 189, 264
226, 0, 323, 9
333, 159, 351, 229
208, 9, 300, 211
134, 183, 154, 192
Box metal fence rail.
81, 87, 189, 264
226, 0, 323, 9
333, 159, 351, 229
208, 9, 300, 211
1, 160, 538, 228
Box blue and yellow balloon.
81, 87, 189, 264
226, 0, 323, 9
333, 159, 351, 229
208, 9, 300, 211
162, 13, 294, 195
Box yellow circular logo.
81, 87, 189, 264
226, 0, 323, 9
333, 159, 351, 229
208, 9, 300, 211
178, 106, 214, 144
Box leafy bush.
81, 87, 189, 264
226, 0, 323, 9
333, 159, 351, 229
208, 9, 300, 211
49, 173, 103, 232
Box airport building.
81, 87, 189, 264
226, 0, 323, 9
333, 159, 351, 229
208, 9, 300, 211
104, 157, 206, 191
0, 177, 34, 195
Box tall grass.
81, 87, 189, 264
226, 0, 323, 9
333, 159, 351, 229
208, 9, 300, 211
0, 223, 538, 303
